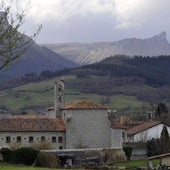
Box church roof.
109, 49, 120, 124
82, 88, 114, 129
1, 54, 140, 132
61, 100, 107, 110
0, 117, 65, 132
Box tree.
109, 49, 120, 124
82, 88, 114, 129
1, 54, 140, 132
156, 103, 168, 122
147, 125, 170, 156
0, 0, 41, 71
160, 125, 170, 153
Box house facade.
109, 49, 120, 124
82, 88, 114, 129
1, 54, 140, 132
125, 121, 170, 142
0, 99, 125, 150
0, 117, 65, 149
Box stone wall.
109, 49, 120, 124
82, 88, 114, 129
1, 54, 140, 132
62, 109, 111, 149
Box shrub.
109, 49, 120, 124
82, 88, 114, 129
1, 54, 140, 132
15, 147, 39, 165
35, 152, 58, 168
0, 148, 13, 163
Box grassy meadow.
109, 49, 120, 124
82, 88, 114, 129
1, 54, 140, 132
0, 163, 84, 170
0, 159, 160, 169
0, 75, 160, 114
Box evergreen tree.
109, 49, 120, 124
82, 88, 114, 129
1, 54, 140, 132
147, 125, 170, 156
160, 125, 170, 154
156, 103, 168, 122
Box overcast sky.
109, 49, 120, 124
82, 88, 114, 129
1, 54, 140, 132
7, 0, 170, 44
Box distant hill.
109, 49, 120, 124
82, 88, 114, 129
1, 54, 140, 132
2, 55, 170, 114
0, 15, 77, 81
0, 43, 77, 80
71, 55, 170, 86
3, 54, 170, 90
44, 31, 170, 64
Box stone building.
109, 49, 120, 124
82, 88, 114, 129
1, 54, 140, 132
61, 100, 111, 149
0, 80, 124, 150
0, 117, 65, 149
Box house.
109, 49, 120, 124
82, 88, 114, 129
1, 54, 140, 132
0, 117, 65, 149
125, 121, 170, 142
0, 100, 125, 151
123, 121, 170, 159
0, 79, 126, 165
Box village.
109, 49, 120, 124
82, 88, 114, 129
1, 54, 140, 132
0, 79, 169, 169
0, 1, 170, 169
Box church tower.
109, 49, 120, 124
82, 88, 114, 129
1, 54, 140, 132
54, 79, 65, 117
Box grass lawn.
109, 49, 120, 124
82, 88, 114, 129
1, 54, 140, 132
0, 159, 160, 170
0, 74, 158, 114
113, 159, 160, 168
0, 163, 84, 170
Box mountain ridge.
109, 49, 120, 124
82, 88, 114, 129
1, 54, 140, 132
0, 14, 77, 80
44, 31, 170, 64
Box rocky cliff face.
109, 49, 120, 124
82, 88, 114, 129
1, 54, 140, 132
44, 31, 170, 64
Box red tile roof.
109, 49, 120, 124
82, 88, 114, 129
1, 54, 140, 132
13, 114, 47, 118
126, 121, 161, 136
62, 100, 107, 110
0, 117, 65, 132
112, 123, 128, 129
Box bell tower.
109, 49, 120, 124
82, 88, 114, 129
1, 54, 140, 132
54, 79, 65, 116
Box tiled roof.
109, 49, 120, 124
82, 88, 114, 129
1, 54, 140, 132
112, 123, 128, 129
126, 121, 161, 136
0, 117, 65, 132
62, 100, 107, 110
13, 114, 47, 118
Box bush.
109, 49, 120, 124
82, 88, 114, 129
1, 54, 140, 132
0, 147, 38, 165
123, 147, 133, 161
15, 147, 39, 165
0, 148, 13, 163
35, 152, 59, 168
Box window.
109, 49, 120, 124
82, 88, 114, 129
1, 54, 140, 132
6, 136, 11, 143
17, 136, 21, 143
41, 136, 45, 142
59, 146, 63, 150
58, 136, 63, 143
52, 136, 56, 143
29, 136, 33, 143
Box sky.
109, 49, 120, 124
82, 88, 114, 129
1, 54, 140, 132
5, 0, 170, 44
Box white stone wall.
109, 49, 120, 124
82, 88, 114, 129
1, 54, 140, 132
130, 124, 170, 142
62, 109, 111, 149
0, 131, 65, 149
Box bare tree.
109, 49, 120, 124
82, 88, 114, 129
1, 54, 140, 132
0, 0, 41, 71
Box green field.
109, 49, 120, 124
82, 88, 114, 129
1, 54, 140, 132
113, 159, 160, 167
0, 159, 160, 170
0, 75, 164, 114
0, 163, 84, 170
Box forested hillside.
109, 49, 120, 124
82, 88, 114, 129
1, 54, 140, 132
73, 55, 170, 86
1, 55, 170, 90
1, 55, 170, 115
